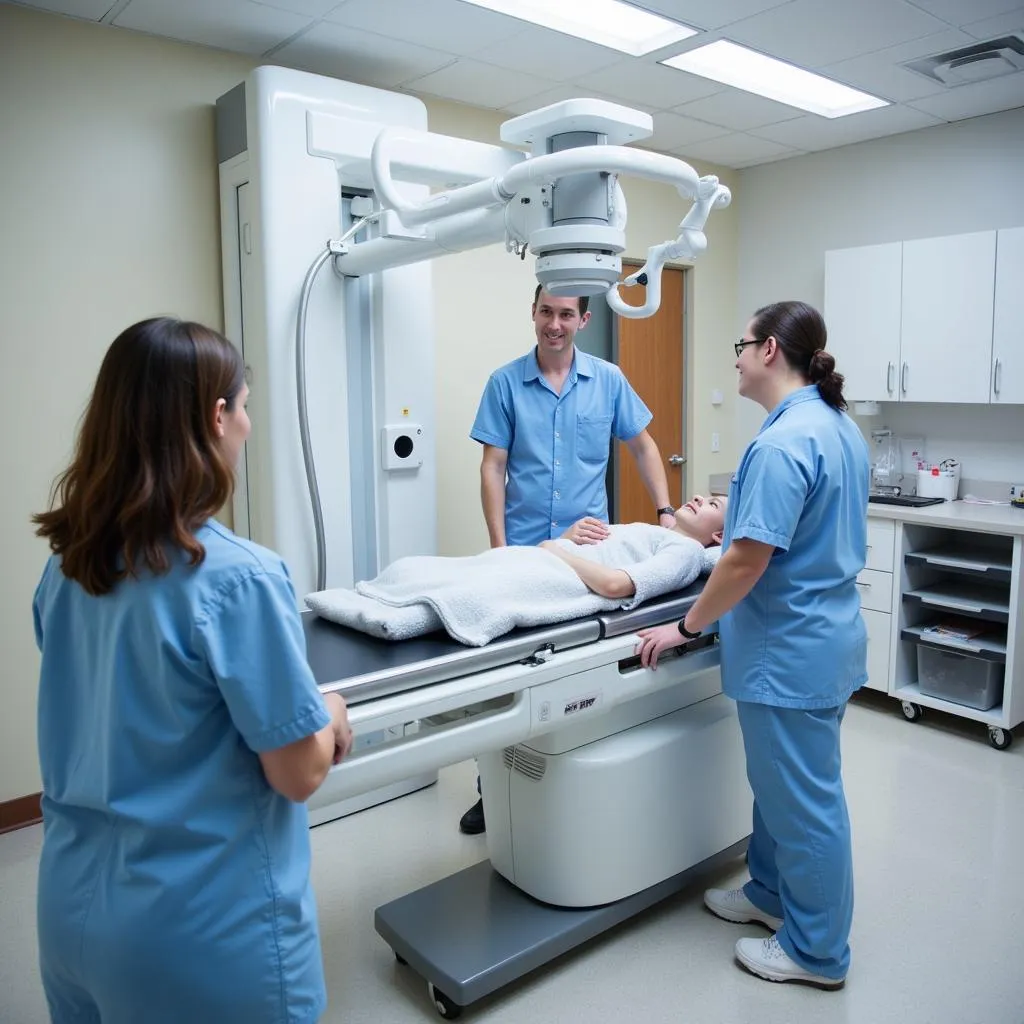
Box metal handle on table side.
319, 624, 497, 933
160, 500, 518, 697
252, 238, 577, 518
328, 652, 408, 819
994, 358, 1002, 397
901, 362, 908, 396
855, 581, 871, 590
886, 361, 895, 395
668, 454, 687, 466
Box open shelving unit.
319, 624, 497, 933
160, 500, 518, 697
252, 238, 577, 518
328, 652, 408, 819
892, 524, 1023, 750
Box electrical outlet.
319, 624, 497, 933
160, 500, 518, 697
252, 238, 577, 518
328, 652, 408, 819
711, 432, 720, 453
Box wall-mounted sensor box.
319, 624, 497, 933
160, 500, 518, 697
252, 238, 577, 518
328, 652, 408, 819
381, 423, 423, 471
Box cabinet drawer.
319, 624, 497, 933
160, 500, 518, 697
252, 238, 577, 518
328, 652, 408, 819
862, 609, 892, 693
856, 569, 893, 613
865, 518, 895, 572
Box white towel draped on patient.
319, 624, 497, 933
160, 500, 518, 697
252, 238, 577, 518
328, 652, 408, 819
305, 524, 721, 647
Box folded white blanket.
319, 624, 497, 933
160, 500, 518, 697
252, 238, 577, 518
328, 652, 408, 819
306, 525, 720, 647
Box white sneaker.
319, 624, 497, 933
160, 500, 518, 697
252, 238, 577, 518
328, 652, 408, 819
704, 887, 783, 931
735, 935, 845, 989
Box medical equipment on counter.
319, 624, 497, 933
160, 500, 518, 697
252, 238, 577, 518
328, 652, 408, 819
216, 67, 745, 1019
306, 581, 750, 1018
917, 460, 961, 501
869, 428, 899, 495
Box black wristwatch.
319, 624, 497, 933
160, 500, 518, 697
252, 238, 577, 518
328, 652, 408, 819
656, 506, 675, 517
677, 620, 702, 640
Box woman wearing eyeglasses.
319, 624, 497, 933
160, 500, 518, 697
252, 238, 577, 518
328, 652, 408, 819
637, 300, 869, 990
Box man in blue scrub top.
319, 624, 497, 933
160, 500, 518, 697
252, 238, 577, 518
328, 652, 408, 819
638, 300, 869, 990
459, 285, 676, 833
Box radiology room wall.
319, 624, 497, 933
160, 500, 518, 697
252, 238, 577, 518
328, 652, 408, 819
733, 106, 1024, 474
0, 5, 739, 802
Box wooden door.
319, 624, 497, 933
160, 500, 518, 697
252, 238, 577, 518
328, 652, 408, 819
615, 265, 685, 524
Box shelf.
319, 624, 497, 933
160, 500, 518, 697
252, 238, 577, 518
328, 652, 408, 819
893, 683, 1004, 727
901, 625, 1006, 661
905, 545, 1012, 582
902, 581, 1010, 623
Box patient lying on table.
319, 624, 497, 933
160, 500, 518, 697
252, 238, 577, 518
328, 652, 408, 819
305, 495, 726, 647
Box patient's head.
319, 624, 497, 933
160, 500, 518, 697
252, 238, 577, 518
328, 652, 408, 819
673, 494, 726, 547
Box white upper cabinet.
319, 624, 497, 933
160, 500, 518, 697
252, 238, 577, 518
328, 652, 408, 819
992, 227, 1024, 405
824, 242, 902, 403
899, 231, 996, 404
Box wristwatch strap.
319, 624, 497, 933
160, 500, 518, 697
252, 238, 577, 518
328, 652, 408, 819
677, 620, 702, 640
656, 506, 675, 517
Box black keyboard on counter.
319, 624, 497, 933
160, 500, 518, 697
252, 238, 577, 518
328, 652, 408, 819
868, 494, 945, 507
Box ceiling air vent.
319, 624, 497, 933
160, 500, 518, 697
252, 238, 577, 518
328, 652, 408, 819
903, 34, 1024, 87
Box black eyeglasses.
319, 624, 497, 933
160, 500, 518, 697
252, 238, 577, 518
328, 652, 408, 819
734, 338, 763, 358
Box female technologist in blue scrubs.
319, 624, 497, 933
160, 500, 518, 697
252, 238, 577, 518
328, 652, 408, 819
32, 318, 353, 1023
637, 300, 869, 990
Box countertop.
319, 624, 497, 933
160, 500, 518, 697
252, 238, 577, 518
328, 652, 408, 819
868, 499, 1024, 535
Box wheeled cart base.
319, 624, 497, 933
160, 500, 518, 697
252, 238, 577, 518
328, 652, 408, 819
374, 836, 749, 1019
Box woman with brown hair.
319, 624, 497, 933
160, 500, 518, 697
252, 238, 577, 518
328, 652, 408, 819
32, 317, 351, 1023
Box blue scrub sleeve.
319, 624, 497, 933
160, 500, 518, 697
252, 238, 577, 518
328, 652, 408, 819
470, 374, 514, 449
730, 444, 809, 552
196, 570, 330, 753
611, 372, 652, 441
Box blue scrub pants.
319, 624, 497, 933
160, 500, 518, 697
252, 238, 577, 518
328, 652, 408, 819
736, 700, 853, 980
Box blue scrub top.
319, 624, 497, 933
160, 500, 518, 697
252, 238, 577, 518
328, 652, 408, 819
471, 347, 651, 546
719, 386, 870, 709
33, 520, 330, 1021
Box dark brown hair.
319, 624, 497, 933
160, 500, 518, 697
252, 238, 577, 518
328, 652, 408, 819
533, 283, 590, 316
751, 300, 847, 410
33, 317, 246, 595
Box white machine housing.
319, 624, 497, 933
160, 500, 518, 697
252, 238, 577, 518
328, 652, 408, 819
479, 674, 749, 908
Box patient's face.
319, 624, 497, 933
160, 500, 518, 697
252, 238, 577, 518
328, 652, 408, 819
674, 494, 727, 546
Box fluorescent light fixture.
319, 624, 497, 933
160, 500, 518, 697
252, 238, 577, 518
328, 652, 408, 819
661, 40, 889, 118
457, 0, 698, 57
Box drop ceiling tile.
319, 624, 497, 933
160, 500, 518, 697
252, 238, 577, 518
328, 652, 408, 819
8, 0, 113, 18
252, 0, 344, 16
675, 131, 800, 167
273, 22, 455, 87
629, 0, 793, 32
724, 0, 951, 69
907, 72, 1024, 119
672, 89, 804, 130
500, 84, 641, 116
751, 104, 944, 150
821, 29, 976, 102
113, 0, 311, 54
647, 110, 732, 149
402, 59, 558, 108
962, 7, 1024, 39
323, 0, 521, 57
573, 59, 724, 109
898, 0, 1022, 28
473, 26, 623, 82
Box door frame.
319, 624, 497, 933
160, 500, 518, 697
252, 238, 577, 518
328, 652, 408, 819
610, 259, 692, 520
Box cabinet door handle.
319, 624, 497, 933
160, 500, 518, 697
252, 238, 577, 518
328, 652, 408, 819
886, 361, 895, 394
994, 358, 1002, 396
901, 362, 908, 395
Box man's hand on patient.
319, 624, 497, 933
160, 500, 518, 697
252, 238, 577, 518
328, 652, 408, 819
562, 517, 611, 545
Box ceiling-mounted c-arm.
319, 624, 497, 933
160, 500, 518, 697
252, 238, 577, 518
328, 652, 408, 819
332, 99, 731, 319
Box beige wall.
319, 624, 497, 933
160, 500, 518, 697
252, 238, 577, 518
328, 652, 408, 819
0, 4, 738, 801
